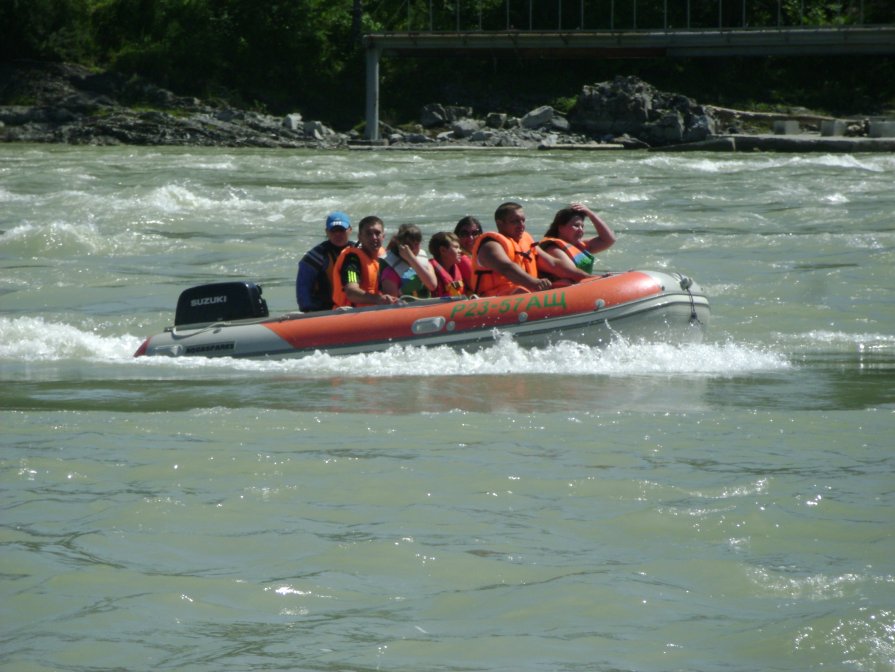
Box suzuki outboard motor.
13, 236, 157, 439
174, 281, 268, 327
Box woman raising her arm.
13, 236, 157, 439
537, 203, 617, 283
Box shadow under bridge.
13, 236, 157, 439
359, 0, 895, 140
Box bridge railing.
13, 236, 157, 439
366, 0, 894, 33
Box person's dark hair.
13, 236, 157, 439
387, 223, 423, 253
358, 215, 383, 234
544, 208, 582, 239
494, 201, 523, 223
429, 231, 459, 260
453, 216, 482, 237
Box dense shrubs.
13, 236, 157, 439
2, 0, 892, 126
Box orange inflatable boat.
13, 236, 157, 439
134, 270, 710, 359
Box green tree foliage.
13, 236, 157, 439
1, 0, 94, 62
1, 0, 893, 125
87, 0, 358, 113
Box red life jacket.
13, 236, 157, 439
431, 259, 465, 297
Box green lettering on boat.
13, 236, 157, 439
543, 292, 567, 309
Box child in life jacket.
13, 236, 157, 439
428, 231, 469, 297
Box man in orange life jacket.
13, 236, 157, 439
472, 201, 583, 296
331, 216, 400, 308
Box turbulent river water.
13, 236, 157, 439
1, 145, 893, 671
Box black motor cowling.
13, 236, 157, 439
174, 281, 269, 327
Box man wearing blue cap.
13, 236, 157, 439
296, 211, 355, 311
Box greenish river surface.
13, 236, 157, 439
1, 145, 893, 671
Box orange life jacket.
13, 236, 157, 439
471, 231, 539, 296
331, 246, 381, 308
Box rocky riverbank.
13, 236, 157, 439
0, 61, 349, 149
2, 60, 892, 152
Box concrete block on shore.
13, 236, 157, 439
282, 113, 303, 130
650, 136, 737, 152
774, 120, 800, 135
347, 139, 388, 148
821, 119, 847, 136
869, 121, 895, 138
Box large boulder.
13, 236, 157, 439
521, 105, 555, 129
303, 119, 335, 139
485, 112, 507, 129
683, 113, 716, 143
643, 111, 685, 145
420, 103, 448, 128
569, 75, 717, 146
420, 103, 474, 128
568, 76, 653, 136
451, 118, 482, 138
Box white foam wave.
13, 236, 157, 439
602, 190, 651, 203
133, 337, 790, 378
640, 153, 894, 174
0, 316, 141, 361
0, 186, 32, 204
780, 330, 895, 352
0, 219, 105, 254
640, 155, 777, 174
0, 315, 790, 377
0, 216, 180, 258
141, 184, 262, 213
793, 153, 892, 172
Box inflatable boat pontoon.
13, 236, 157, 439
134, 270, 710, 359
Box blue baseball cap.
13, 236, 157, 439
325, 211, 351, 231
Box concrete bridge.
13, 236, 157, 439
360, 1, 895, 140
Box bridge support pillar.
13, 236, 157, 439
365, 46, 381, 141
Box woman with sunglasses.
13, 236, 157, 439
452, 215, 482, 289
